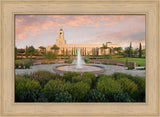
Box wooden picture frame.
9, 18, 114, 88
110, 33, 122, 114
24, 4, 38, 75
0, 0, 159, 117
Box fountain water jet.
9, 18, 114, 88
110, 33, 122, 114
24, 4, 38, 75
76, 48, 83, 69
53, 48, 105, 74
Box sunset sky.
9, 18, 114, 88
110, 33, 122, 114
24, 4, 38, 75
15, 15, 145, 49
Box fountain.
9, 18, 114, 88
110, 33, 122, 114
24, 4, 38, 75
76, 48, 83, 69
53, 48, 104, 74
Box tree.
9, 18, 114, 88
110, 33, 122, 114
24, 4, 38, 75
101, 44, 110, 57
15, 47, 18, 59
134, 48, 139, 57
28, 46, 35, 61
139, 43, 142, 58
18, 49, 25, 59
114, 47, 122, 55
51, 45, 60, 54
62, 48, 65, 57
110, 48, 112, 54
142, 49, 146, 57
71, 48, 73, 56
39, 46, 46, 55
125, 42, 133, 57
25, 46, 28, 59
66, 49, 68, 56
45, 51, 57, 60
96, 48, 99, 56
129, 42, 133, 57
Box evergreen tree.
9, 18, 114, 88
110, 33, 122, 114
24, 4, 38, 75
71, 48, 73, 56
25, 46, 28, 59
15, 47, 18, 59
139, 43, 142, 58
66, 49, 68, 56
28, 46, 35, 61
129, 42, 133, 57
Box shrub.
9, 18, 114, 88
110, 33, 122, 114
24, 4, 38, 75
113, 93, 133, 102
117, 77, 138, 97
72, 75, 92, 86
15, 76, 41, 102
63, 72, 80, 82
55, 91, 73, 102
82, 72, 96, 83
132, 76, 145, 101
43, 80, 72, 102
127, 65, 134, 70
45, 51, 57, 60
97, 77, 123, 101
72, 76, 82, 83
24, 63, 31, 69
85, 89, 106, 102
98, 74, 112, 79
72, 81, 90, 101
30, 71, 61, 88
15, 63, 23, 69
112, 72, 133, 80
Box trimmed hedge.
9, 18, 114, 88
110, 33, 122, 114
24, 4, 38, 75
63, 71, 81, 82
30, 71, 62, 88
43, 80, 72, 102
85, 89, 106, 102
97, 77, 123, 95
116, 77, 138, 97
55, 91, 73, 102
15, 71, 145, 102
15, 76, 41, 102
72, 81, 90, 101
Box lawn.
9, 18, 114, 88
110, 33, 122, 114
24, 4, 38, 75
15, 58, 45, 64
107, 58, 145, 66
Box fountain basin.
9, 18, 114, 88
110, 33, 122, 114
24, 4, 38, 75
53, 64, 105, 74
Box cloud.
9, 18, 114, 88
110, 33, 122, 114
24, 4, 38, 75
15, 15, 145, 49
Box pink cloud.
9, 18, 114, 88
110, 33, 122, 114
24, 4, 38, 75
15, 14, 145, 47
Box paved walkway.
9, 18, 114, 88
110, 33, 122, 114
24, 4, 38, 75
15, 64, 145, 77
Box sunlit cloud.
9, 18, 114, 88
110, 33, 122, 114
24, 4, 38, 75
15, 15, 145, 49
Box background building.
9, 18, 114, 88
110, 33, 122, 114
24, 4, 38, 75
44, 29, 119, 56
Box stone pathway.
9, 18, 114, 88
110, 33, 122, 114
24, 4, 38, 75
15, 64, 145, 77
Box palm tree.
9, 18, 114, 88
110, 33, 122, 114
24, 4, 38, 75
101, 44, 109, 56
51, 44, 60, 54
18, 49, 25, 59
114, 47, 122, 55
39, 46, 46, 55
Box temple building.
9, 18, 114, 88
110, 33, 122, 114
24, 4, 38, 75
42, 29, 119, 56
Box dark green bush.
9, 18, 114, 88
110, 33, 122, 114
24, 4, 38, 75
132, 76, 145, 101
82, 72, 96, 83
15, 76, 41, 102
15, 63, 23, 69
85, 89, 106, 102
72, 81, 90, 101
117, 77, 138, 97
63, 71, 81, 82
30, 71, 61, 88
98, 74, 112, 79
97, 77, 123, 101
72, 75, 92, 86
55, 91, 73, 102
113, 93, 133, 102
127, 65, 134, 70
43, 80, 72, 102
112, 72, 133, 80
72, 76, 83, 83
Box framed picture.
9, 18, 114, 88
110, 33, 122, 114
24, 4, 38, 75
0, 0, 160, 117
